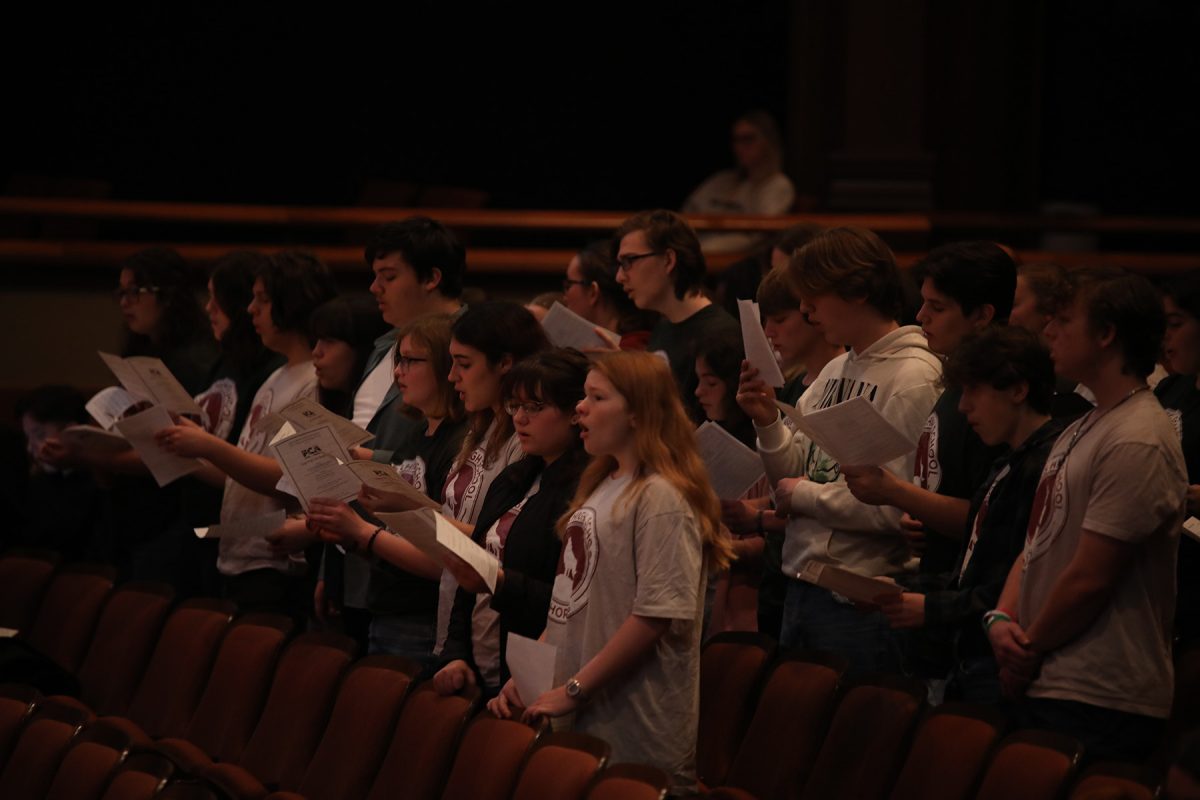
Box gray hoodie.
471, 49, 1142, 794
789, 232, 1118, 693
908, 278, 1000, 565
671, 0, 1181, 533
756, 325, 942, 580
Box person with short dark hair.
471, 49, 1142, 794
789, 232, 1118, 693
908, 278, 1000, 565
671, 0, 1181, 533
1157, 273, 1200, 645
737, 227, 942, 674
1011, 261, 1092, 417
876, 327, 1065, 703
989, 268, 1186, 763
157, 250, 338, 622
613, 210, 739, 422
840, 242, 1014, 681
560, 241, 655, 351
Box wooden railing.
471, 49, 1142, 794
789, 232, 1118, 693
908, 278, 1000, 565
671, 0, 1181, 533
0, 198, 1197, 275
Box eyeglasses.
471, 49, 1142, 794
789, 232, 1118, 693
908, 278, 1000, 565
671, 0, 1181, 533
615, 251, 662, 272
562, 278, 589, 292
504, 399, 548, 417
113, 286, 159, 303
395, 355, 429, 372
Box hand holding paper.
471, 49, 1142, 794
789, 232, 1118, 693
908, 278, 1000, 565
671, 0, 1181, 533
738, 300, 785, 388
376, 508, 500, 592
114, 406, 201, 487
506, 633, 556, 713
774, 396, 916, 467
271, 426, 360, 512
541, 302, 621, 352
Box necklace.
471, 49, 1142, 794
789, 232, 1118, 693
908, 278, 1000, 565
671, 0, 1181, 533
1063, 384, 1149, 457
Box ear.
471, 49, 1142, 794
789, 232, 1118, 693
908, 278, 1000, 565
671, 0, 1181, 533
662, 248, 677, 276
970, 304, 996, 329
497, 353, 515, 375
1095, 323, 1117, 350
585, 281, 601, 304
422, 268, 443, 293
1008, 381, 1030, 406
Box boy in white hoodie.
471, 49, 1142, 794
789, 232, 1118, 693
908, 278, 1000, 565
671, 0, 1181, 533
738, 227, 941, 674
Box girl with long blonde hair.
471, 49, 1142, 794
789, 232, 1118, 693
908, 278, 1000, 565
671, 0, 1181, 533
490, 351, 731, 793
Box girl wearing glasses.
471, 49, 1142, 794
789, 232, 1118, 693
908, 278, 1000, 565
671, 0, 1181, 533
561, 241, 655, 351
491, 351, 733, 793
309, 302, 548, 656
306, 313, 468, 663
433, 348, 590, 696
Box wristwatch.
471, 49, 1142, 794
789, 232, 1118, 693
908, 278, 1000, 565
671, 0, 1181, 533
565, 677, 587, 702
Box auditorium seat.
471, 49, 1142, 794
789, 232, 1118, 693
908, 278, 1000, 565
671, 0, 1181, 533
0, 548, 59, 630
200, 631, 356, 798
119, 598, 236, 739
153, 613, 292, 770
511, 731, 611, 800
247, 655, 418, 800
0, 683, 41, 770
0, 700, 93, 800
721, 649, 847, 800
798, 673, 925, 800
65, 581, 174, 716
21, 563, 115, 673
974, 730, 1084, 800
1068, 762, 1159, 800
440, 714, 539, 800
97, 752, 177, 800
365, 682, 481, 800
43, 723, 132, 800
887, 702, 1006, 800
698, 631, 778, 787
584, 763, 671, 800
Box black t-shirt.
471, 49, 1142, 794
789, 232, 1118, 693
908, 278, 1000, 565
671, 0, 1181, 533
647, 303, 740, 423
1156, 373, 1200, 644
915, 387, 1007, 576
355, 417, 471, 614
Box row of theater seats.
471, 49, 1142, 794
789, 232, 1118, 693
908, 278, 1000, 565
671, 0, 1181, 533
0, 549, 1188, 800
697, 631, 1169, 800
0, 552, 671, 800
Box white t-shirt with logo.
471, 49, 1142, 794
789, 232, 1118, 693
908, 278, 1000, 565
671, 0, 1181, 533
218, 361, 317, 576
433, 424, 523, 654
546, 472, 705, 790
1021, 390, 1186, 718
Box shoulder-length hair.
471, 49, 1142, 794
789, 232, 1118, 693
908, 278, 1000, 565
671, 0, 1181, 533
559, 351, 732, 572
395, 313, 464, 423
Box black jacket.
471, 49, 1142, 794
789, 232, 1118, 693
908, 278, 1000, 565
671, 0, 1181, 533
440, 447, 588, 686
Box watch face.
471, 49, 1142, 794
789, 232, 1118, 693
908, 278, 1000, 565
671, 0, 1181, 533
566, 679, 581, 697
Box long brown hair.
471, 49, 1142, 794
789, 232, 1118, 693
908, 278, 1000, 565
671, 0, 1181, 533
559, 351, 732, 572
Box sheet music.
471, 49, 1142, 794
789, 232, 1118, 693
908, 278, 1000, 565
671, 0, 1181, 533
506, 633, 556, 707
694, 421, 766, 500
60, 425, 131, 454
270, 426, 360, 512
377, 507, 500, 592
774, 396, 915, 467
277, 397, 374, 448
98, 352, 202, 414
85, 386, 140, 430
797, 561, 903, 605
345, 460, 440, 510
541, 302, 621, 351
113, 405, 201, 487
737, 299, 785, 388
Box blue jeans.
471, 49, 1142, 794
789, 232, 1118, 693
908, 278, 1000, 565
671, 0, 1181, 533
368, 613, 437, 671
781, 580, 901, 676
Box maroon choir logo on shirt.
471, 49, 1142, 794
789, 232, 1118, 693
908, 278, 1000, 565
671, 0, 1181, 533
394, 457, 426, 494
196, 378, 237, 441
549, 506, 598, 622
1024, 452, 1068, 566
486, 497, 530, 560
914, 413, 941, 492
444, 447, 486, 519
240, 388, 274, 450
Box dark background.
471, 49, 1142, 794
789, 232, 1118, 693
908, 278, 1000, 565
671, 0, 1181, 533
3, 2, 1198, 214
